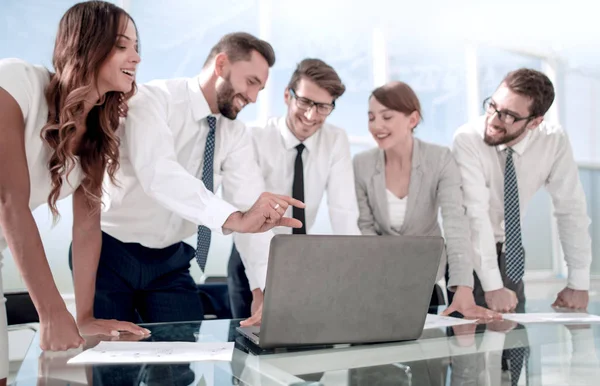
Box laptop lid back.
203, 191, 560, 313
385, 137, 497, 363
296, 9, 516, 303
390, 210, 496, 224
258, 235, 444, 348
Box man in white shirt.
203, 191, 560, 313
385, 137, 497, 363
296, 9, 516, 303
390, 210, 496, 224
85, 33, 303, 326
453, 68, 591, 313
228, 58, 361, 320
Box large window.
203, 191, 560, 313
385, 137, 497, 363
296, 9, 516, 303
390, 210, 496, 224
580, 168, 600, 275
130, 0, 261, 123
564, 72, 600, 164
0, 1, 92, 66
477, 46, 543, 103
387, 39, 469, 147
268, 1, 373, 136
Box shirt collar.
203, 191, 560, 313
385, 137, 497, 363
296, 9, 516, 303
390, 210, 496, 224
496, 129, 532, 156
477, 114, 533, 156
187, 76, 220, 122
277, 116, 319, 153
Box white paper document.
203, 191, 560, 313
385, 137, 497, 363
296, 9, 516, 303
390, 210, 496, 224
424, 314, 477, 329
503, 313, 600, 324
68, 341, 234, 364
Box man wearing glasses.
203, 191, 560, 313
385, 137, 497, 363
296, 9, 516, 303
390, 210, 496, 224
453, 68, 591, 314
228, 58, 361, 321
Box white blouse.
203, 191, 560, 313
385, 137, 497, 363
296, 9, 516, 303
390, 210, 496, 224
0, 58, 83, 252
387, 189, 407, 230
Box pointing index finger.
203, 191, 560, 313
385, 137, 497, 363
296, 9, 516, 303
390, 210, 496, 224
277, 195, 305, 208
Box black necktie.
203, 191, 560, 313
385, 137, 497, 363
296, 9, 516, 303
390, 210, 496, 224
292, 143, 306, 234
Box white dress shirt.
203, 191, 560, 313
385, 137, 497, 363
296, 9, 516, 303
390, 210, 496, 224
0, 58, 84, 379
101, 76, 271, 290
387, 190, 407, 230
453, 116, 592, 292
250, 117, 361, 235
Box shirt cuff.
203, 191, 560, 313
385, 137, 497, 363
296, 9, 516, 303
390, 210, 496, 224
233, 232, 271, 291
477, 267, 504, 292
246, 264, 267, 292
200, 196, 238, 235
567, 268, 590, 291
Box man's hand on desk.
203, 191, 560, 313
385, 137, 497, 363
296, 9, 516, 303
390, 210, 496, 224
484, 287, 518, 313
552, 287, 589, 310
240, 289, 264, 327
223, 193, 305, 233
442, 286, 502, 320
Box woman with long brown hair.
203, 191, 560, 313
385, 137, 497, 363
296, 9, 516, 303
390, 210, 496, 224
0, 2, 147, 382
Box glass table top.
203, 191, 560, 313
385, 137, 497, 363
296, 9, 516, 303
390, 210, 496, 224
13, 300, 600, 385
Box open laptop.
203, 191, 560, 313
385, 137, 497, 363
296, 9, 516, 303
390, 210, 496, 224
237, 234, 444, 348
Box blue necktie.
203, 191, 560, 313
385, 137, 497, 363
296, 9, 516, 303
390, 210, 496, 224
195, 116, 216, 272
504, 147, 525, 283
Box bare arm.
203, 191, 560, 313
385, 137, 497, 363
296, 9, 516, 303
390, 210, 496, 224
71, 186, 101, 323
0, 87, 66, 320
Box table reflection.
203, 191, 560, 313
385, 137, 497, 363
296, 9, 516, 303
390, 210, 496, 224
15, 307, 600, 386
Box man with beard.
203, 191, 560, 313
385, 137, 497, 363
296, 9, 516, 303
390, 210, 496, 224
453, 68, 591, 314
88, 33, 304, 327
228, 58, 361, 322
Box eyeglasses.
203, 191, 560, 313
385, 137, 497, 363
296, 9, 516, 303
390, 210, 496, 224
483, 97, 534, 125
289, 88, 335, 116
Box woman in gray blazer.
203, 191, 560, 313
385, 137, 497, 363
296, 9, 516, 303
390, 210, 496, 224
353, 81, 498, 319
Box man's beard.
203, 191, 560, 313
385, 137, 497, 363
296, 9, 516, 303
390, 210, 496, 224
216, 76, 244, 120
483, 121, 528, 146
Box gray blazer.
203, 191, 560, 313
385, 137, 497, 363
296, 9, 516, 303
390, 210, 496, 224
353, 138, 474, 289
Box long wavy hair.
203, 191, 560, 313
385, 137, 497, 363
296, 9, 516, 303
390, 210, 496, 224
41, 1, 138, 219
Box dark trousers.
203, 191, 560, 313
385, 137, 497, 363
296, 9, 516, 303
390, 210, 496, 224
227, 243, 446, 319
227, 244, 253, 319
69, 232, 204, 323
472, 242, 526, 312
445, 243, 526, 312
471, 242, 529, 384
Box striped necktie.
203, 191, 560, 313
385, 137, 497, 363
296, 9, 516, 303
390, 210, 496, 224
194, 116, 217, 272
504, 147, 525, 283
